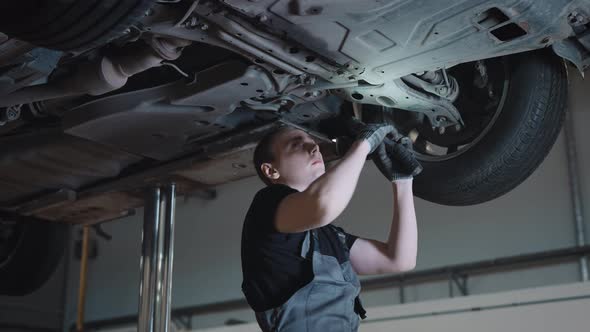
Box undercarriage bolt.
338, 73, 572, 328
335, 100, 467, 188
438, 126, 446, 135
1, 106, 21, 123
455, 124, 462, 131
258, 15, 268, 23
185, 17, 198, 28
436, 116, 447, 122
200, 23, 209, 31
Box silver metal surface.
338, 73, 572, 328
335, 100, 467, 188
138, 187, 160, 331
138, 184, 177, 332
564, 112, 589, 281
157, 184, 176, 332
140, 0, 589, 120
214, 0, 581, 81
63, 61, 277, 160
341, 78, 465, 128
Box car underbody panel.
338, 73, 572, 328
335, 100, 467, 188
0, 117, 339, 224
143, 0, 588, 97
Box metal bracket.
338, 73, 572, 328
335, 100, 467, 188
553, 39, 590, 75
172, 315, 192, 330
448, 272, 469, 297
333, 77, 464, 128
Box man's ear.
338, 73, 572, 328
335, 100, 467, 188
261, 163, 280, 181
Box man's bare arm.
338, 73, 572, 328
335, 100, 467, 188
274, 140, 370, 233
349, 180, 418, 274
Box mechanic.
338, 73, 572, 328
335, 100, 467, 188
241, 120, 421, 331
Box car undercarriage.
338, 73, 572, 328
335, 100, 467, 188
1, 0, 589, 295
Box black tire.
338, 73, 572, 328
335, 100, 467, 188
0, 215, 69, 296
409, 50, 568, 205
0, 0, 156, 52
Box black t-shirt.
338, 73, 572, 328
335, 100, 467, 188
241, 184, 358, 312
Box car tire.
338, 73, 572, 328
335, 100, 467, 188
0, 0, 157, 52
363, 50, 568, 206
0, 215, 69, 296
413, 50, 568, 205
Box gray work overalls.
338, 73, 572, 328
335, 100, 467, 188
255, 226, 366, 331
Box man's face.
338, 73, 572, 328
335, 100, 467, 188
268, 128, 325, 190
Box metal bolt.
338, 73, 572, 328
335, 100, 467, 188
436, 116, 447, 122
438, 126, 446, 135
145, 8, 154, 16
455, 124, 462, 131
258, 14, 268, 23
438, 86, 448, 95
280, 100, 289, 106
311, 90, 321, 97
2, 106, 21, 122
122, 28, 131, 34
185, 16, 198, 28
200, 23, 209, 31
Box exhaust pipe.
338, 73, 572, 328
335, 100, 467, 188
0, 38, 191, 108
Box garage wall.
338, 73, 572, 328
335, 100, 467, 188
60, 70, 590, 330
195, 282, 590, 332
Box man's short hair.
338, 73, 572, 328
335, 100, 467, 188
253, 128, 289, 186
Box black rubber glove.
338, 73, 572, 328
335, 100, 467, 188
346, 118, 396, 154
372, 137, 423, 181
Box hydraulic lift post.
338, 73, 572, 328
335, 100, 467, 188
138, 184, 176, 332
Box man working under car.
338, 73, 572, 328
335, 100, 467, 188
241, 119, 422, 331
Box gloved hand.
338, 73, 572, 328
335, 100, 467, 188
372, 137, 423, 182
346, 118, 396, 154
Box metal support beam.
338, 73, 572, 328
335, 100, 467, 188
138, 184, 177, 332
451, 274, 469, 296
447, 273, 468, 298
564, 112, 589, 282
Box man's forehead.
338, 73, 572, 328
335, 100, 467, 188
278, 128, 308, 140
273, 128, 313, 147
